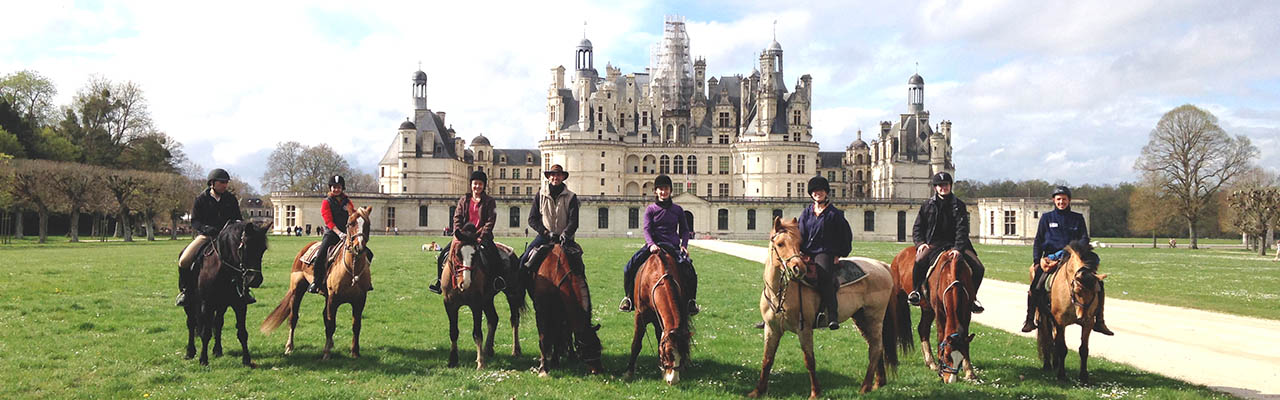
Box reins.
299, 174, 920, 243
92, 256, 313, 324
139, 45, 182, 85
765, 231, 808, 326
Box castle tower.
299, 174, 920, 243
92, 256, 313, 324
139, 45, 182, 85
908, 73, 924, 114
413, 69, 427, 111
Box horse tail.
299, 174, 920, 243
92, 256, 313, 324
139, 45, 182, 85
891, 290, 914, 354
504, 254, 528, 315
880, 291, 902, 372
259, 283, 298, 334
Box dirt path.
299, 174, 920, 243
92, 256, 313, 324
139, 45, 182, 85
691, 240, 1280, 400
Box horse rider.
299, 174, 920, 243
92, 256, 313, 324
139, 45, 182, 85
519, 164, 592, 313
1022, 186, 1113, 335
308, 175, 359, 294
430, 170, 502, 294
799, 175, 852, 330
619, 174, 699, 315
176, 168, 250, 305
908, 171, 986, 313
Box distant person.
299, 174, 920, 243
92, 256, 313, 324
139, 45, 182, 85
1023, 186, 1112, 335
176, 168, 249, 305
909, 172, 985, 313
306, 225, 312, 235
1274, 240, 1279, 262
1169, 238, 1177, 248
311, 175, 357, 295
295, 226, 302, 237
430, 241, 440, 251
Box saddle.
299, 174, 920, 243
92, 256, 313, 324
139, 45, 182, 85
799, 257, 869, 288
919, 251, 958, 300
1038, 257, 1064, 292
301, 241, 345, 266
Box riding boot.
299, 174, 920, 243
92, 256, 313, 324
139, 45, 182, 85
619, 273, 635, 312
683, 260, 700, 315
1092, 283, 1114, 336
908, 255, 929, 306
429, 245, 447, 294
309, 261, 327, 295
175, 267, 189, 306
1020, 291, 1038, 332
824, 280, 840, 330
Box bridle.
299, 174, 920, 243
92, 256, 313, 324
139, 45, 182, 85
764, 231, 807, 317
935, 258, 971, 377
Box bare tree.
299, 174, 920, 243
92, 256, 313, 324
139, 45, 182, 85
9, 159, 59, 243
261, 141, 356, 193
1228, 187, 1280, 256
1134, 104, 1259, 249
48, 161, 102, 242
261, 141, 306, 192
345, 171, 379, 193
104, 171, 141, 242
1128, 183, 1180, 248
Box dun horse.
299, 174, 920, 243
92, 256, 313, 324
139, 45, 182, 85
1036, 239, 1107, 384
182, 221, 271, 367
889, 246, 979, 382
261, 206, 373, 360
440, 237, 526, 369
623, 250, 693, 385
529, 244, 603, 376
749, 217, 899, 398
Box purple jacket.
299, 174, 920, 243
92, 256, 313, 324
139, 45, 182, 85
644, 202, 690, 249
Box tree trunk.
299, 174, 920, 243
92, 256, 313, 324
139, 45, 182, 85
170, 214, 179, 240
1188, 218, 1199, 250
119, 208, 133, 242
37, 205, 49, 244
69, 207, 81, 243
14, 211, 23, 239
1152, 230, 1157, 248
145, 212, 155, 241
1266, 227, 1274, 257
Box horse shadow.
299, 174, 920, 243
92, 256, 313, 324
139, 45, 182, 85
252, 345, 454, 376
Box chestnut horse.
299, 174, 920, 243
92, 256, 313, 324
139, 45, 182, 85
439, 239, 526, 369
624, 250, 693, 385
182, 220, 271, 367
889, 246, 978, 382
260, 206, 372, 360
529, 244, 603, 376
748, 217, 899, 398
1036, 239, 1107, 384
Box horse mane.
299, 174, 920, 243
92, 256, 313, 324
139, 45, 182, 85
1065, 238, 1099, 271
653, 251, 695, 359
214, 222, 248, 263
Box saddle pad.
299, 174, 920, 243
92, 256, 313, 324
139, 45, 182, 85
301, 242, 344, 266
800, 257, 869, 288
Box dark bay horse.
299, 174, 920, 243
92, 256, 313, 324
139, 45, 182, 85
1036, 239, 1108, 384
624, 250, 693, 385
529, 244, 603, 377
260, 206, 373, 360
749, 217, 899, 398
440, 239, 526, 369
889, 246, 977, 382
182, 221, 271, 367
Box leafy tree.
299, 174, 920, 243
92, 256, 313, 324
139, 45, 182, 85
1128, 184, 1181, 247
0, 70, 58, 126
32, 127, 81, 161
1134, 104, 1258, 249
9, 159, 60, 243
0, 126, 24, 158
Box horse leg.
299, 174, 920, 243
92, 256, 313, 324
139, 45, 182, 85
1054, 325, 1068, 380
624, 314, 648, 380
284, 281, 305, 356
232, 304, 256, 368
746, 323, 784, 398
321, 298, 337, 360
213, 307, 225, 357
508, 292, 523, 358
799, 328, 822, 399
853, 311, 886, 393
918, 308, 938, 371
447, 303, 461, 368
198, 305, 214, 366
483, 300, 498, 359
1079, 326, 1092, 385
184, 305, 197, 360
350, 297, 365, 358
472, 304, 486, 370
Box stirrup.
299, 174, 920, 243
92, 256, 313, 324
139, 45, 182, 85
427, 281, 442, 294
972, 299, 985, 313
907, 291, 922, 306
688, 300, 700, 316
175, 291, 187, 307
618, 297, 633, 312
493, 276, 507, 291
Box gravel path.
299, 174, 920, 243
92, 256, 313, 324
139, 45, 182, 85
690, 240, 1280, 400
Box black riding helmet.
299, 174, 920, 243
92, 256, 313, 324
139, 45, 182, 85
329, 175, 345, 189
470, 170, 488, 185
807, 175, 830, 194
207, 168, 231, 186
930, 171, 954, 186
1051, 186, 1072, 198
654, 174, 673, 189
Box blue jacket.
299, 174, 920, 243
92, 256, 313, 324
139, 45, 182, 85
1032, 207, 1089, 263
798, 203, 852, 257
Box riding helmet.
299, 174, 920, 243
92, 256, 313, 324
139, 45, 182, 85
1052, 185, 1072, 198
470, 170, 488, 184
654, 174, 673, 189
930, 171, 954, 186
807, 175, 830, 195
329, 175, 345, 189
207, 168, 231, 185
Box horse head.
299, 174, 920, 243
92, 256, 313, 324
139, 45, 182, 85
575, 322, 605, 375
934, 251, 975, 383
220, 220, 272, 288
450, 242, 482, 291
1064, 239, 1106, 316
767, 217, 807, 286
345, 206, 372, 256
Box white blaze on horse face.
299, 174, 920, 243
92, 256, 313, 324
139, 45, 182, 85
458, 245, 475, 290
664, 369, 679, 385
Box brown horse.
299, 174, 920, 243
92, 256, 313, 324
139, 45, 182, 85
439, 239, 526, 369
889, 245, 979, 382
182, 220, 272, 367
624, 250, 693, 385
529, 244, 603, 377
1036, 239, 1107, 384
748, 217, 899, 398
260, 206, 372, 360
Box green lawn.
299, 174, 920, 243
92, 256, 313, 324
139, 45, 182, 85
1093, 237, 1242, 245
736, 240, 1280, 321
0, 236, 1236, 399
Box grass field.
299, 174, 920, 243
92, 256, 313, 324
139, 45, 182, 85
1093, 237, 1243, 245
0, 236, 1238, 399
735, 240, 1280, 321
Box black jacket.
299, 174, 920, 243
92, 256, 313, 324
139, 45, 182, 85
191, 188, 242, 237
912, 194, 973, 252
798, 203, 852, 257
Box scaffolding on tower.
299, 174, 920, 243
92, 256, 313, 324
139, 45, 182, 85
649, 15, 694, 112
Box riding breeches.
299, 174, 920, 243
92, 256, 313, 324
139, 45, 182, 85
813, 253, 839, 317
913, 248, 985, 293
178, 235, 212, 270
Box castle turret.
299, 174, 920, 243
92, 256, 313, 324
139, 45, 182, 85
412, 69, 427, 110
908, 73, 924, 114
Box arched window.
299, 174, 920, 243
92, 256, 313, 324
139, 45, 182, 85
687, 155, 697, 175
673, 155, 684, 174
659, 155, 670, 174
856, 154, 863, 164
856, 170, 864, 181
717, 209, 730, 230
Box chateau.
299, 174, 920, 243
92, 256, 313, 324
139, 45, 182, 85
270, 17, 1082, 243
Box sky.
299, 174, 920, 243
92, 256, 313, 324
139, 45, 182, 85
4, 0, 1278, 192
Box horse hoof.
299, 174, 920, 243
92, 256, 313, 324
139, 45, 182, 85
623, 371, 634, 380
476, 362, 486, 370
322, 353, 331, 361
199, 359, 209, 366
448, 361, 459, 368
244, 361, 257, 369
283, 348, 293, 356
538, 371, 550, 378
213, 349, 223, 357
512, 350, 522, 358
746, 390, 762, 398
351, 351, 360, 358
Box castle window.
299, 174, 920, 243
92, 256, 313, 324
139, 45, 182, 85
857, 170, 864, 181
500, 155, 507, 163
787, 155, 793, 174
747, 209, 757, 230
1004, 210, 1017, 236
660, 155, 670, 174
828, 171, 835, 182
687, 156, 697, 175
642, 133, 648, 143
719, 134, 729, 144
598, 207, 609, 229
717, 209, 729, 230
707, 183, 713, 196
798, 182, 805, 195
689, 183, 697, 195
509, 206, 521, 228
787, 182, 792, 197
674, 182, 684, 194
642, 112, 649, 126
674, 155, 684, 174
718, 112, 730, 128
419, 206, 428, 227
380, 167, 385, 177
500, 168, 507, 179
773, 209, 783, 221
499, 187, 506, 195
526, 168, 533, 179
719, 183, 729, 197
601, 163, 605, 172
793, 110, 802, 125
285, 205, 296, 227
386, 207, 396, 228
719, 157, 729, 175
797, 155, 807, 174
864, 211, 875, 231
513, 169, 520, 179
403, 137, 409, 143
629, 207, 640, 229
